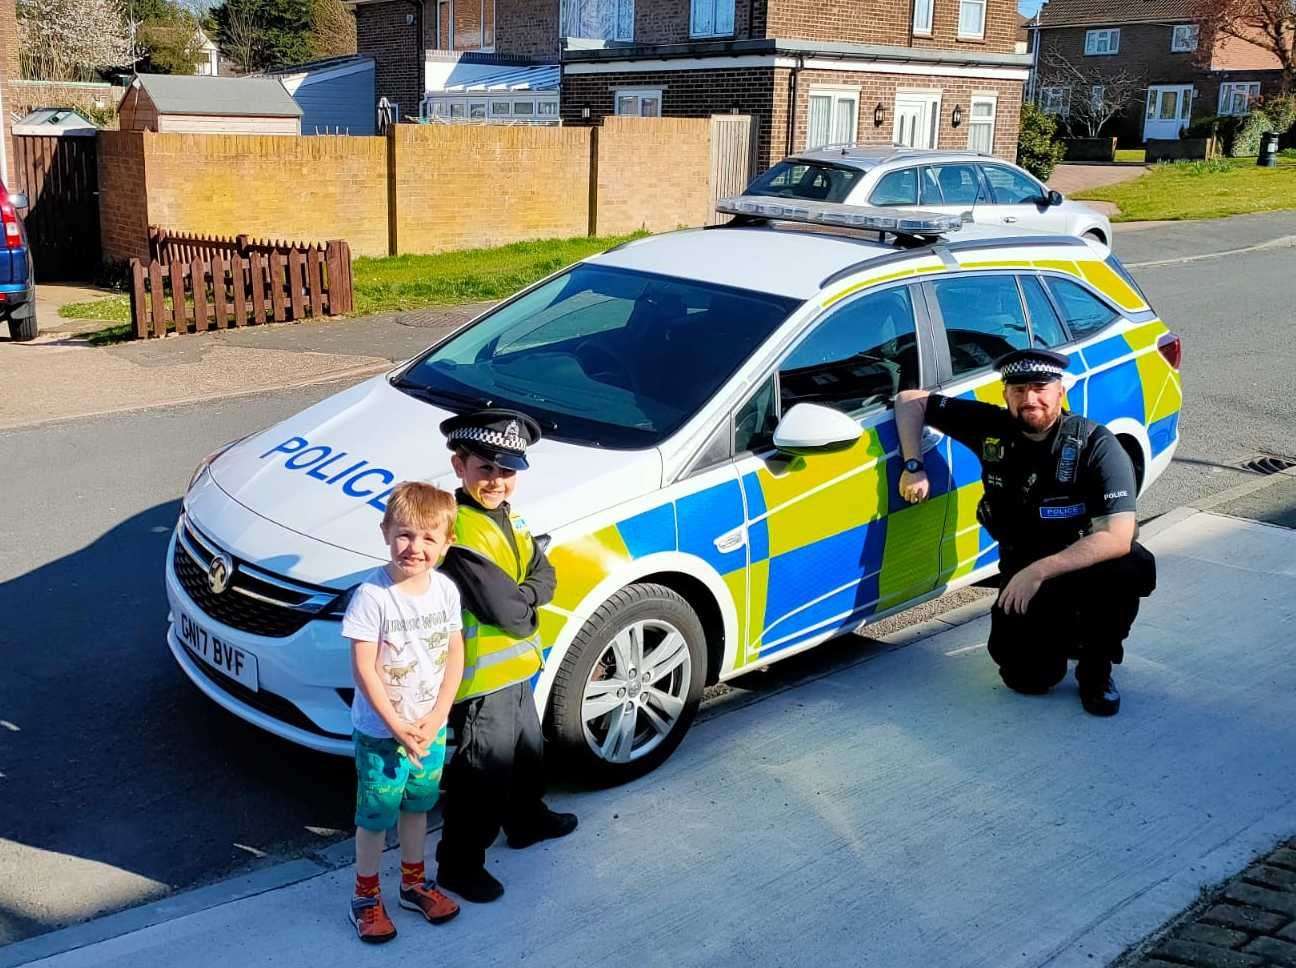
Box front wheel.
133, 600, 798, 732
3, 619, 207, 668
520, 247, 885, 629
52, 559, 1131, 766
549, 583, 707, 783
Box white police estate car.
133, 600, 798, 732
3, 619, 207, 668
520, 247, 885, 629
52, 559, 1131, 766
168, 197, 1182, 781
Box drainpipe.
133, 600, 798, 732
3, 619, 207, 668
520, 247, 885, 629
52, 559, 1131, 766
1027, 5, 1043, 104
785, 53, 804, 157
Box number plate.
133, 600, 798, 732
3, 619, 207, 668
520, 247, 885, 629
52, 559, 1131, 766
178, 609, 259, 692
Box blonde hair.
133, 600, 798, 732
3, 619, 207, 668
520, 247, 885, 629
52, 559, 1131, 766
381, 482, 457, 538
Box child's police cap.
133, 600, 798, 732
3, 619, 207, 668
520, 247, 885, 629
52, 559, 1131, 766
995, 348, 1069, 385
440, 408, 542, 471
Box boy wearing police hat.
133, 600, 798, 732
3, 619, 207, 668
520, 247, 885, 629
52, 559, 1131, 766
434, 409, 576, 903
893, 348, 1156, 716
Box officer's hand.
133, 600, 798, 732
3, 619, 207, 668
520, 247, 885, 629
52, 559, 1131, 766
999, 565, 1045, 615
899, 469, 929, 504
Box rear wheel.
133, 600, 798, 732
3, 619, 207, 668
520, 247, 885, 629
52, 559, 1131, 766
6, 310, 37, 342
549, 583, 707, 783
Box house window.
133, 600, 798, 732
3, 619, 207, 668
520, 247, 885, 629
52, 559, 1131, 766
913, 0, 933, 35
513, 100, 535, 116
469, 101, 487, 119
807, 87, 859, 150
615, 89, 663, 117
958, 0, 986, 38
561, 0, 634, 42
691, 0, 735, 37
1039, 86, 1070, 116
491, 101, 510, 116
1084, 28, 1120, 55
538, 100, 559, 116
967, 95, 996, 154
1219, 81, 1261, 116
1171, 24, 1199, 52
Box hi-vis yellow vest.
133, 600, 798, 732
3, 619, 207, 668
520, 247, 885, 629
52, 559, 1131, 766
454, 505, 544, 701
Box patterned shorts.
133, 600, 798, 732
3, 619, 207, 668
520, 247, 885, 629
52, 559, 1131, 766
353, 728, 447, 832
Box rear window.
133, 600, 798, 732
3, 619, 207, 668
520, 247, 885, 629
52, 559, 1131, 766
746, 161, 864, 203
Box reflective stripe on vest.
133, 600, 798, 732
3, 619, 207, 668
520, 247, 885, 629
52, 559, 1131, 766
454, 505, 543, 701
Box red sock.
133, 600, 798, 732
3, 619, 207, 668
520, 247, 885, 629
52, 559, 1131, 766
400, 860, 425, 889
354, 873, 380, 898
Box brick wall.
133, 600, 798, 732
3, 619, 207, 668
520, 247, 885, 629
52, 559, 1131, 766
634, 0, 756, 45
495, 0, 560, 59
767, 0, 1018, 53
1211, 30, 1284, 71
563, 67, 778, 165
391, 123, 590, 252
594, 115, 712, 233
0, 0, 18, 186
7, 80, 125, 122
99, 132, 390, 263
97, 132, 151, 263
357, 1, 423, 119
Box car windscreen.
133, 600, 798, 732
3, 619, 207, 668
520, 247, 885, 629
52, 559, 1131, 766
394, 264, 801, 449
745, 161, 864, 203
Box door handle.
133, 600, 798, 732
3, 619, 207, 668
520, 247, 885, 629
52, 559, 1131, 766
713, 527, 746, 554
921, 428, 944, 453
1002, 216, 1018, 223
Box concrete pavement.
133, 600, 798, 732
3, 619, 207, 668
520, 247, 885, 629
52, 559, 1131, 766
8, 500, 1296, 968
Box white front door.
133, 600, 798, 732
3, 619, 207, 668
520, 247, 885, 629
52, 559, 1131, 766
1143, 85, 1193, 141
893, 91, 942, 149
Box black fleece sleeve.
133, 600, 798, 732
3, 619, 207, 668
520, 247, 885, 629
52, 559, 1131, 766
520, 541, 557, 609
440, 546, 541, 638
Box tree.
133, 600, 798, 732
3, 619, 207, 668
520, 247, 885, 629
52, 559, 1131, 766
134, 0, 205, 74
1193, 0, 1296, 94
210, 0, 313, 71
1017, 102, 1067, 180
309, 0, 356, 58
17, 0, 132, 81
1038, 51, 1149, 138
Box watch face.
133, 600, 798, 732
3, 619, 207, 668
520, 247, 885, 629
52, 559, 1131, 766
904, 459, 923, 473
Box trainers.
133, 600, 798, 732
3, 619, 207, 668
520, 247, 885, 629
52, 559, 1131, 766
399, 882, 460, 924
507, 808, 578, 849
349, 895, 397, 944
437, 865, 505, 903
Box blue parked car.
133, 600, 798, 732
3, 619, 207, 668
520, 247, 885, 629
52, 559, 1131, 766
0, 180, 36, 341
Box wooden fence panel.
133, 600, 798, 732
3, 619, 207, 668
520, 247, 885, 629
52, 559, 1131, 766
210, 253, 229, 330
131, 262, 149, 339
249, 252, 267, 325
708, 115, 759, 226
269, 252, 287, 322
191, 258, 209, 333
307, 248, 324, 318
287, 249, 305, 320
149, 261, 167, 337
231, 256, 248, 328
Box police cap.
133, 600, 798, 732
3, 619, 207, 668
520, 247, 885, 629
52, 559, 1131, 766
440, 408, 542, 471
995, 348, 1070, 385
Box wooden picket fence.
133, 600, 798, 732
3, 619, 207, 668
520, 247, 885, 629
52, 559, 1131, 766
127, 239, 353, 339
147, 226, 332, 267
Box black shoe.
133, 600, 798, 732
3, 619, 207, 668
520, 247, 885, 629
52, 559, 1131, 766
1080, 676, 1121, 717
506, 808, 578, 849
436, 865, 504, 903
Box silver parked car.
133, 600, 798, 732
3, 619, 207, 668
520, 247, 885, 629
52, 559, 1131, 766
747, 146, 1112, 247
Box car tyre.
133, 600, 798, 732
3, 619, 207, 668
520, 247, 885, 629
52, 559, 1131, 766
549, 583, 707, 784
7, 311, 37, 342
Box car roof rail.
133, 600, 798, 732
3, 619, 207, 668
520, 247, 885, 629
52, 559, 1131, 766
714, 195, 962, 248
817, 233, 1092, 288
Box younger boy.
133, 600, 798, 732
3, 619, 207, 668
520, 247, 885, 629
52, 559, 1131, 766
342, 481, 465, 943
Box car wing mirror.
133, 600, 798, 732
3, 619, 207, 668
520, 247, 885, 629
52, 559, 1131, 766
1045, 190, 1064, 207
771, 403, 863, 455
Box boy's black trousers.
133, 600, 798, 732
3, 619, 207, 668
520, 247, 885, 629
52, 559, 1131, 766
436, 680, 547, 874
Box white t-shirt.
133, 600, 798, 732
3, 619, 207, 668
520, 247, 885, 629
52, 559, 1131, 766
341, 566, 462, 739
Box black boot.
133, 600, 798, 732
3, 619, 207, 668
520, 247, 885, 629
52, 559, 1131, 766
1079, 675, 1121, 716
436, 865, 504, 903
507, 806, 578, 849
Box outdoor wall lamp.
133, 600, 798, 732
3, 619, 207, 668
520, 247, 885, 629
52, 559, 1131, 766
873, 103, 885, 126
952, 104, 963, 127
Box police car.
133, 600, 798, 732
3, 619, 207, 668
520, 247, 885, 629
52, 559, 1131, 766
168, 197, 1182, 781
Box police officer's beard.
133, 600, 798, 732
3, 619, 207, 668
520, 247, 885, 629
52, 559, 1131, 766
1008, 400, 1060, 436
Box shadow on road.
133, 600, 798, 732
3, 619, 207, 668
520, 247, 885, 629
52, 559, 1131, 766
0, 500, 354, 946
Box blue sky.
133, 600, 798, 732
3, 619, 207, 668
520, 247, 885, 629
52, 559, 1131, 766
1019, 0, 1045, 17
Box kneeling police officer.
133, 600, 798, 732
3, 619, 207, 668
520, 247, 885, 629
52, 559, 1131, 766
894, 348, 1156, 716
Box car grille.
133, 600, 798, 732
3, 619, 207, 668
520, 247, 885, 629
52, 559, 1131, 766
173, 515, 338, 638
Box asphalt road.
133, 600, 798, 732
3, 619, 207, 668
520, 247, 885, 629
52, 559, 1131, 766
1, 216, 1294, 948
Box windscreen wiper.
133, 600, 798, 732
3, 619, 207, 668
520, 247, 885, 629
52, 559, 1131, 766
390, 377, 492, 409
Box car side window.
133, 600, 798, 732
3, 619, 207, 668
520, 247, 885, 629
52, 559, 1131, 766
932, 275, 1031, 377
930, 164, 985, 206
919, 166, 944, 206
735, 376, 779, 454
779, 286, 921, 415
869, 168, 918, 206
1046, 277, 1119, 338
980, 165, 1044, 205
1018, 275, 1069, 347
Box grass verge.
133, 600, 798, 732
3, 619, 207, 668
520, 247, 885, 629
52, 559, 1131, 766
1114, 149, 1146, 164
1074, 155, 1296, 221
59, 232, 648, 344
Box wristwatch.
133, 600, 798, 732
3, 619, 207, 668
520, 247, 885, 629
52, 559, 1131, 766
903, 458, 924, 474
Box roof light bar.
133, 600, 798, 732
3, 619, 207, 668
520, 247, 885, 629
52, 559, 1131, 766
716, 195, 963, 236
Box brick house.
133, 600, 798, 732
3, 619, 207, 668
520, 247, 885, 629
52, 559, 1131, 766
1031, 0, 1284, 145
1, 0, 19, 186
350, 0, 1031, 169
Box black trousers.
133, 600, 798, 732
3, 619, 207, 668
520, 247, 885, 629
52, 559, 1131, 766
988, 543, 1156, 693
436, 680, 547, 873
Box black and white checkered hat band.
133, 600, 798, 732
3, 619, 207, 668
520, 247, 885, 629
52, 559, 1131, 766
448, 426, 526, 453
1000, 359, 1064, 380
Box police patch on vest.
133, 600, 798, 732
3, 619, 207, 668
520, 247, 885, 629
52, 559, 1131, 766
1039, 502, 1086, 519
982, 437, 1004, 462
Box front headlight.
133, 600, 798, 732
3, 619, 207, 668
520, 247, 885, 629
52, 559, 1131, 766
186, 433, 254, 493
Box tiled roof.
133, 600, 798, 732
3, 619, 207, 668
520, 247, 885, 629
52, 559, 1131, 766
1036, 0, 1194, 27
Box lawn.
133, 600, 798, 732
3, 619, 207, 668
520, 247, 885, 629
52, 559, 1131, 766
1073, 155, 1296, 221
59, 232, 647, 343
1114, 149, 1146, 164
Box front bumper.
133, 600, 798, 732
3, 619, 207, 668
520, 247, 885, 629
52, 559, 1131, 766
164, 529, 355, 756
